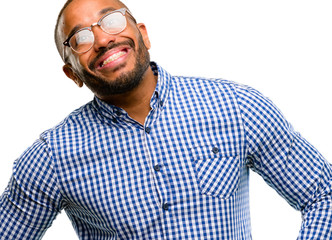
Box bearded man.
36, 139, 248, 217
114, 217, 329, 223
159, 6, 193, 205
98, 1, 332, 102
0, 0, 331, 239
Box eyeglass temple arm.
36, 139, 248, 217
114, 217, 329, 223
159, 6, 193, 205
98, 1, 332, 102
124, 8, 137, 23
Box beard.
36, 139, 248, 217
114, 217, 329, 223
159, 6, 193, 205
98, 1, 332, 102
76, 33, 151, 98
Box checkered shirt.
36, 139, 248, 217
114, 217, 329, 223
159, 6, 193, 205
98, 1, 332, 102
1, 63, 331, 239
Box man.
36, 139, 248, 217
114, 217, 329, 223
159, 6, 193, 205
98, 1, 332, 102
0, 0, 331, 239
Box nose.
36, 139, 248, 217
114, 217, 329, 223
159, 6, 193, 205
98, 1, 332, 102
92, 25, 116, 51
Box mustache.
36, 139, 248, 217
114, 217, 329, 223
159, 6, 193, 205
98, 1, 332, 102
88, 39, 136, 70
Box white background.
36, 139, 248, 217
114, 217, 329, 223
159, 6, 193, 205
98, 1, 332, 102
0, 0, 331, 239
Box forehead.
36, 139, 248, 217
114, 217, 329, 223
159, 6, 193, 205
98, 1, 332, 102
62, 0, 124, 35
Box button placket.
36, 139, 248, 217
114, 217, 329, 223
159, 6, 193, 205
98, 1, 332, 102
142, 120, 169, 211
143, 117, 171, 212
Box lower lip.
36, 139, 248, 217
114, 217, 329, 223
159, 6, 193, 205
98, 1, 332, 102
97, 49, 130, 71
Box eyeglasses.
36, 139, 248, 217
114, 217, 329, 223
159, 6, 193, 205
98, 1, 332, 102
63, 8, 135, 54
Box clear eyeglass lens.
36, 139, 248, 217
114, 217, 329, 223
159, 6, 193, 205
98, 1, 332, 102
70, 29, 94, 53
100, 12, 126, 34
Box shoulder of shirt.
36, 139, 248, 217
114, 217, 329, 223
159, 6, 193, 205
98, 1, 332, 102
39, 100, 96, 139
171, 74, 255, 93
169, 74, 270, 109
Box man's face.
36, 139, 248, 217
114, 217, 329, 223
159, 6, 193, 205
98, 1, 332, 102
61, 0, 151, 98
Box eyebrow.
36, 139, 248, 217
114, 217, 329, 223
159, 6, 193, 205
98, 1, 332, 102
66, 7, 117, 39
99, 7, 117, 15
67, 25, 83, 40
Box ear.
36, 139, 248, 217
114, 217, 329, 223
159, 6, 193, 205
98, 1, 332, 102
63, 64, 84, 88
137, 23, 151, 50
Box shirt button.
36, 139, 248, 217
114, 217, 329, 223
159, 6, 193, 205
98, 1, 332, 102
154, 164, 161, 172
212, 147, 219, 154
162, 203, 169, 211
145, 127, 151, 134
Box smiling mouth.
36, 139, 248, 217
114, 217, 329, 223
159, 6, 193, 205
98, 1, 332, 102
99, 49, 128, 68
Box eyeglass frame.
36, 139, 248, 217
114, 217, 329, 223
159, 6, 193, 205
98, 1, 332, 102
62, 8, 136, 59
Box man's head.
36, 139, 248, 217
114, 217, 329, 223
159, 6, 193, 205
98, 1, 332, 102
54, 0, 151, 99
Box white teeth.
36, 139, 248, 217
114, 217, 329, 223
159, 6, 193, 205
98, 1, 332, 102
101, 51, 126, 67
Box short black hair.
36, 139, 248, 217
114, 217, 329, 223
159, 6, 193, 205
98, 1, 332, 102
54, 0, 74, 62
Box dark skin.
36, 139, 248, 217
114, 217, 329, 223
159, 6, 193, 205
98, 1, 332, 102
61, 0, 157, 125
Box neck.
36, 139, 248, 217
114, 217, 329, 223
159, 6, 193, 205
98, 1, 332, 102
99, 67, 157, 125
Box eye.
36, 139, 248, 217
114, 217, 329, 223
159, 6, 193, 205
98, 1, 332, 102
101, 12, 126, 34
74, 30, 94, 45
104, 18, 119, 28
69, 29, 94, 52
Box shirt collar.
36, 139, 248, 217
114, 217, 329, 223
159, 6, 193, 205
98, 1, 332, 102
149, 62, 171, 110
92, 62, 172, 120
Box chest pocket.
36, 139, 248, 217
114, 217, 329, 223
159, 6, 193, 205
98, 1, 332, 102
191, 145, 240, 199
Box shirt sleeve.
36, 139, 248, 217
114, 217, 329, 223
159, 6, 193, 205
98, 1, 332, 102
0, 138, 64, 240
235, 84, 332, 239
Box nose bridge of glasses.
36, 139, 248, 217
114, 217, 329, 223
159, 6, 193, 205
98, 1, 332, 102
89, 21, 105, 37
90, 21, 116, 49
89, 22, 101, 33
90, 19, 110, 36
91, 22, 99, 28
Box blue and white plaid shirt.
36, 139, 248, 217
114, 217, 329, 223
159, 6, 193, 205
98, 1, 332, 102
1, 63, 331, 239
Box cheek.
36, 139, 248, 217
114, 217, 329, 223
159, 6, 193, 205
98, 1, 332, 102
67, 54, 88, 76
